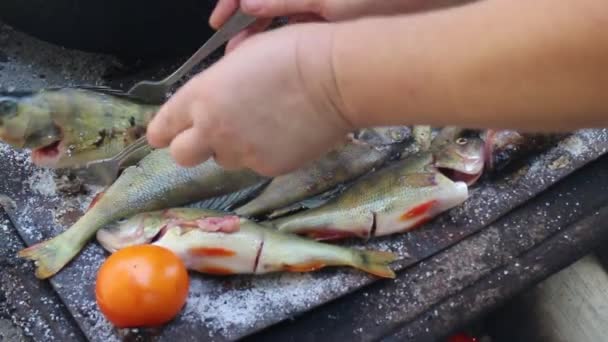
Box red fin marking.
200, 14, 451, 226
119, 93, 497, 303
196, 216, 240, 233
189, 247, 236, 257
197, 266, 234, 275
400, 200, 437, 221
284, 261, 326, 273
86, 192, 105, 212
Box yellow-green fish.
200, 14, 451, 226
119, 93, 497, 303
96, 208, 397, 278
18, 148, 267, 279
0, 87, 158, 168
268, 152, 469, 240
268, 129, 485, 240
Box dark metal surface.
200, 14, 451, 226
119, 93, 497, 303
0, 210, 87, 342
0, 0, 218, 59
3, 124, 607, 342
243, 153, 608, 341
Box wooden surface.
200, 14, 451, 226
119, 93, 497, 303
533, 254, 608, 342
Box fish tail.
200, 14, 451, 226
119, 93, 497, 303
17, 234, 84, 279
351, 249, 397, 278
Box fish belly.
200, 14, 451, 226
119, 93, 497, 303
156, 229, 264, 275
277, 209, 374, 241
375, 181, 469, 236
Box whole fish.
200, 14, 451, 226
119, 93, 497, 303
431, 127, 485, 185
268, 131, 485, 240
0, 87, 158, 168
234, 126, 417, 218
268, 152, 469, 240
96, 208, 396, 278
18, 148, 267, 279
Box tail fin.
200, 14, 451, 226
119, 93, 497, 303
17, 235, 81, 279
352, 250, 397, 278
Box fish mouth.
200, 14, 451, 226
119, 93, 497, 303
436, 153, 485, 186
438, 168, 482, 186
31, 139, 65, 167
96, 225, 167, 253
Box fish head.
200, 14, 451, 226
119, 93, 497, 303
96, 211, 167, 253
2, 88, 154, 168
482, 130, 524, 171
482, 130, 567, 172
96, 208, 238, 253
0, 93, 60, 152
432, 128, 485, 185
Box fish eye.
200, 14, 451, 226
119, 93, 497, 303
0, 98, 18, 119
456, 137, 468, 145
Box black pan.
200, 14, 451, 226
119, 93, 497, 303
0, 0, 218, 59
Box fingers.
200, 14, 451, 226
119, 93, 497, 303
146, 87, 196, 148
209, 0, 239, 29
168, 127, 214, 167
288, 13, 325, 24
211, 0, 325, 31
225, 18, 273, 53
241, 0, 323, 17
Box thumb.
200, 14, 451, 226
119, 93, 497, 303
242, 0, 324, 17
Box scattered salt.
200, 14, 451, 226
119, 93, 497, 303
181, 272, 355, 339
26, 169, 57, 197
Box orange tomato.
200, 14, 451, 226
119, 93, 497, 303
95, 244, 190, 328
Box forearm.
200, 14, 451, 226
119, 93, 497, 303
332, 0, 608, 131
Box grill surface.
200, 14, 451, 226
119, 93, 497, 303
1, 21, 608, 342
245, 153, 608, 341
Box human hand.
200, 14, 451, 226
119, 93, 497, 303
146, 23, 354, 176
210, 0, 454, 52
